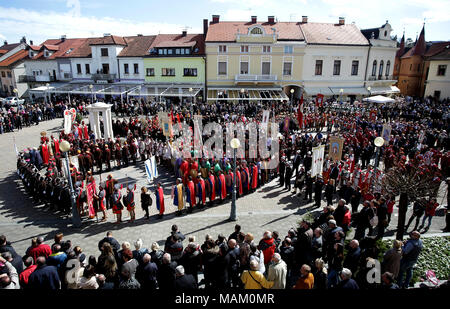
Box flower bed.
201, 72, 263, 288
381, 236, 450, 283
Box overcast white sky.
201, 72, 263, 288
0, 0, 448, 45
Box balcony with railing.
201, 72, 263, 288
19, 75, 56, 83
91, 73, 116, 82
368, 75, 395, 81
235, 74, 278, 83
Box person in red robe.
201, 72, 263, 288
207, 171, 216, 205
51, 135, 60, 155
236, 168, 243, 197
155, 182, 165, 219
218, 171, 227, 201
243, 165, 250, 193
40, 142, 50, 165
251, 163, 258, 191
186, 177, 196, 213
196, 176, 206, 208
82, 121, 89, 140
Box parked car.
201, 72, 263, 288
3, 97, 25, 106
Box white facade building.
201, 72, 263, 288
424, 48, 450, 99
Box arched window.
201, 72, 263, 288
385, 60, 391, 77
371, 60, 377, 76
250, 27, 263, 35
379, 60, 384, 78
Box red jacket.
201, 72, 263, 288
27, 244, 52, 262
19, 265, 37, 286
342, 210, 352, 226
259, 238, 276, 265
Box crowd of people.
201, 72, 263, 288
1, 221, 446, 290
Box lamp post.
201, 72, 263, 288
89, 84, 93, 103
59, 140, 82, 227
374, 136, 384, 168
45, 83, 50, 105
230, 138, 240, 221
339, 88, 344, 105
290, 88, 295, 111
13, 88, 19, 108
240, 88, 245, 105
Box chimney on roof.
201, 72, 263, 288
251, 16, 257, 23
268, 16, 275, 24
137, 34, 143, 36
30, 40, 33, 46
182, 30, 187, 37
203, 19, 209, 38
339, 17, 345, 25
302, 16, 308, 23
21, 36, 26, 43
3, 40, 7, 45
61, 35, 66, 42
212, 15, 220, 24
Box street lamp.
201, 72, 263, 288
290, 88, 295, 107
230, 138, 240, 221
339, 88, 344, 105
374, 136, 384, 168
240, 88, 245, 104
13, 88, 19, 107
89, 84, 93, 103
45, 83, 50, 104
59, 140, 82, 227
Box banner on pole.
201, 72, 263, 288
312, 145, 325, 177
145, 156, 158, 183
261, 110, 270, 131
382, 124, 392, 143
64, 110, 72, 134
86, 182, 96, 218
328, 136, 344, 162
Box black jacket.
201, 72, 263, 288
157, 261, 177, 290
175, 274, 198, 289
98, 236, 121, 253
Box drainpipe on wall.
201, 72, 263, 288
117, 58, 121, 82
203, 56, 207, 103
363, 45, 371, 89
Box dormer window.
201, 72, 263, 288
29, 50, 34, 58
250, 27, 263, 35
65, 48, 73, 54
44, 50, 50, 58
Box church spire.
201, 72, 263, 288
396, 30, 405, 57
412, 23, 426, 56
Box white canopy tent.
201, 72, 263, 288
362, 95, 395, 104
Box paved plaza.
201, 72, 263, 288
0, 118, 448, 259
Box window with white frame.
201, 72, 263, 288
134, 63, 139, 74
183, 68, 197, 76
351, 60, 359, 76
284, 46, 293, 54
161, 68, 175, 76
219, 45, 227, 53
146, 68, 154, 76
283, 62, 292, 75
262, 62, 270, 75
263, 45, 271, 53
241, 45, 249, 53
333, 60, 341, 76
218, 62, 227, 75
240, 62, 249, 74
437, 65, 447, 76
124, 63, 129, 74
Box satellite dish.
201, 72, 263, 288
374, 137, 385, 147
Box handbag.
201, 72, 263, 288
247, 271, 266, 290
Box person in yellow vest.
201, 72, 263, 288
172, 178, 185, 216
292, 264, 314, 289
240, 259, 274, 289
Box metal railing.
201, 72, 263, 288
235, 74, 278, 82
19, 75, 56, 82
92, 73, 116, 81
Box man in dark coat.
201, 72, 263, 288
98, 231, 121, 255
94, 144, 103, 173
28, 256, 60, 289
314, 176, 324, 208
284, 162, 293, 191
104, 144, 112, 170
157, 253, 177, 290
137, 253, 158, 291
179, 243, 201, 284
175, 265, 198, 289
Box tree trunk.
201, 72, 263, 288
396, 192, 408, 240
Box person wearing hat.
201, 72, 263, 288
112, 183, 123, 224
94, 185, 107, 222
186, 177, 196, 214
124, 184, 136, 223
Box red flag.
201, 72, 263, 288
297, 93, 304, 129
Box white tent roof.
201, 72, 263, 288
362, 95, 395, 104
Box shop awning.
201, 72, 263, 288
369, 86, 399, 95
303, 87, 334, 96
329, 87, 370, 96
207, 87, 288, 101
127, 84, 202, 97
29, 86, 55, 92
